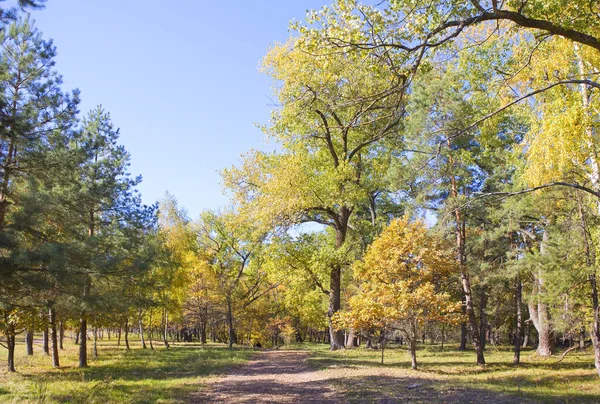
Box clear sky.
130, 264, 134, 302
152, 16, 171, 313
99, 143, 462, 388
30, 1, 329, 219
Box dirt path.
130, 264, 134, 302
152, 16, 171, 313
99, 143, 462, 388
190, 349, 541, 403
190, 349, 342, 403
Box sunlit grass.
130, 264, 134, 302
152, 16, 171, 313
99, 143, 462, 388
0, 335, 255, 403
3, 337, 599, 403
297, 342, 600, 403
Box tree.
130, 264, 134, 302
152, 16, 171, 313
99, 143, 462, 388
196, 211, 274, 349
0, 18, 78, 372
223, 8, 409, 348
65, 106, 155, 367
335, 215, 460, 369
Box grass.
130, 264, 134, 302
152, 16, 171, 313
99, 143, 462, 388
0, 335, 255, 403
296, 342, 600, 403
3, 337, 600, 403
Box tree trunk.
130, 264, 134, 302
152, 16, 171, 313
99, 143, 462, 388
328, 219, 348, 351
227, 297, 235, 349
590, 272, 600, 376
514, 277, 523, 365
462, 271, 485, 364
93, 325, 98, 359
328, 263, 345, 350
346, 328, 358, 348
49, 307, 60, 367
449, 154, 484, 364
163, 309, 170, 349
381, 328, 386, 365
4, 313, 16, 372
523, 321, 530, 348
79, 316, 88, 367
43, 326, 49, 355
409, 321, 418, 370
138, 310, 147, 349
529, 226, 554, 357
459, 310, 467, 351
125, 317, 130, 350
59, 321, 64, 350
26, 329, 34, 356
148, 326, 154, 350
201, 321, 207, 344
580, 327, 586, 351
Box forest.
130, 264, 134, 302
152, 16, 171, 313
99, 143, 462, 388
1, 0, 600, 402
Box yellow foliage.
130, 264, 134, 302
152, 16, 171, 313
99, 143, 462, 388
334, 215, 461, 331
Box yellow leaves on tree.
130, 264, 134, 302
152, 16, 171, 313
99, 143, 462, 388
334, 215, 461, 368
513, 38, 600, 187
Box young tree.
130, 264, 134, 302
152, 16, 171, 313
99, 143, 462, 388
335, 215, 460, 369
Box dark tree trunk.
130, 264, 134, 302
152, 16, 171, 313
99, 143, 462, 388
163, 309, 170, 349
79, 316, 88, 368
201, 322, 207, 344
4, 313, 16, 372
449, 150, 484, 364
49, 307, 60, 367
463, 271, 485, 365
328, 262, 345, 350
590, 273, 600, 376
26, 329, 34, 356
138, 310, 147, 349
523, 321, 530, 348
328, 218, 348, 351
459, 313, 467, 351
514, 277, 523, 364
148, 313, 154, 350
43, 326, 49, 355
227, 297, 235, 349
125, 317, 130, 350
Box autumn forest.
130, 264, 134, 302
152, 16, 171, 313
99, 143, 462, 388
2, 1, 600, 402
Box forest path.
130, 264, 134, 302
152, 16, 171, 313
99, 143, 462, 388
189, 349, 342, 403
189, 348, 544, 403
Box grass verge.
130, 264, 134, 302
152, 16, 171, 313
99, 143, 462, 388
0, 337, 254, 403
295, 342, 600, 403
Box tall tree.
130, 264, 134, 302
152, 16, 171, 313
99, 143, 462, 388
223, 6, 408, 348
0, 18, 78, 372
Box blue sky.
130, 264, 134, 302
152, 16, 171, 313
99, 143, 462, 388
30, 1, 328, 219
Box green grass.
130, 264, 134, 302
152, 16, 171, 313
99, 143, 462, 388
0, 336, 255, 403
4, 337, 600, 403
295, 342, 600, 403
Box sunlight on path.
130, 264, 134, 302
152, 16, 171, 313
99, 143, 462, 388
190, 350, 342, 403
